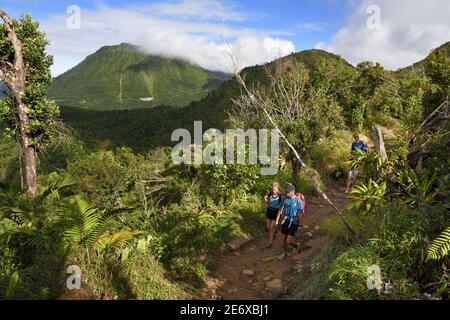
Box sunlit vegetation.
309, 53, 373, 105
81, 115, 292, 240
0, 13, 449, 300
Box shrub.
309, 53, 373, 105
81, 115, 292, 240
295, 168, 323, 196
289, 243, 344, 300
328, 245, 381, 300
348, 179, 386, 213
310, 130, 353, 180
67, 150, 136, 209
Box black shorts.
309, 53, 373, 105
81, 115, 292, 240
266, 207, 279, 221
281, 219, 299, 237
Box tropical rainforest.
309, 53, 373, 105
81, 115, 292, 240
0, 13, 449, 300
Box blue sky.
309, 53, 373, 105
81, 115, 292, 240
4, 0, 353, 47
2, 0, 449, 76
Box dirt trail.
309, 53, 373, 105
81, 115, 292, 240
202, 189, 350, 300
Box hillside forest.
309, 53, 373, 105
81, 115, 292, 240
0, 13, 449, 300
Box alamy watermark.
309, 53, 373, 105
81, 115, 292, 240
171, 121, 280, 176
66, 265, 81, 290
67, 5, 81, 30
366, 5, 381, 30
367, 264, 394, 295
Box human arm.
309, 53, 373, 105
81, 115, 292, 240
264, 191, 270, 203
277, 200, 285, 226
276, 209, 283, 226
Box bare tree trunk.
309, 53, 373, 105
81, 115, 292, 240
372, 125, 388, 161
407, 99, 449, 169
408, 99, 448, 147
292, 158, 300, 183
0, 10, 37, 197
17, 99, 37, 197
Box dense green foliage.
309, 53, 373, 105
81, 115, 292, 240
1, 13, 449, 300
59, 49, 352, 153
0, 14, 60, 151
288, 46, 450, 300
48, 43, 227, 110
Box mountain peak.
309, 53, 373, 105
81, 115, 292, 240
48, 44, 226, 110
96, 43, 140, 54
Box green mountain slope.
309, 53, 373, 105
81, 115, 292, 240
42, 42, 450, 153
398, 41, 450, 75
48, 43, 228, 110
62, 48, 353, 152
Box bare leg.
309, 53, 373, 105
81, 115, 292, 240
268, 220, 277, 245
266, 219, 271, 232
286, 235, 294, 250
282, 235, 289, 251
345, 172, 353, 193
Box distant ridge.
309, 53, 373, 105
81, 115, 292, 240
48, 43, 228, 110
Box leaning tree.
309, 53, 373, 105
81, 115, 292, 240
226, 49, 357, 237
0, 11, 59, 197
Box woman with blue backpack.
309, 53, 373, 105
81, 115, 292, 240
279, 183, 304, 258
264, 182, 284, 249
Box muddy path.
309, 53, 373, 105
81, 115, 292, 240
201, 189, 350, 300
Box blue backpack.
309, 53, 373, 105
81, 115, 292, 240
283, 196, 304, 219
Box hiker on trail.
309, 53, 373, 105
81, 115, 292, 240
264, 182, 284, 249
279, 184, 304, 258
345, 134, 368, 194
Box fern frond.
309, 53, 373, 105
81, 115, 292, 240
427, 226, 450, 261
95, 231, 143, 252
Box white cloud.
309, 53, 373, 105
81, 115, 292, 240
39, 2, 294, 76
145, 0, 250, 21
297, 22, 329, 32
317, 0, 450, 70
263, 37, 295, 58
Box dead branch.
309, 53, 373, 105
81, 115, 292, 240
229, 58, 358, 238
409, 99, 449, 147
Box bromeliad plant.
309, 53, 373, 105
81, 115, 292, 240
348, 179, 387, 213
346, 149, 384, 180
395, 168, 437, 207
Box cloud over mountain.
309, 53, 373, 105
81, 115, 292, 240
316, 0, 450, 70
40, 1, 295, 76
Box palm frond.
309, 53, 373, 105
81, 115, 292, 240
62, 196, 102, 248
0, 182, 24, 203
37, 174, 76, 203
0, 271, 20, 299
